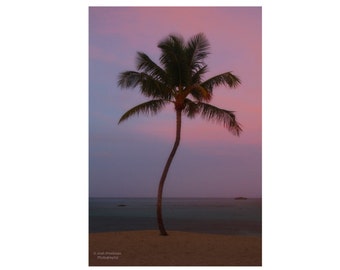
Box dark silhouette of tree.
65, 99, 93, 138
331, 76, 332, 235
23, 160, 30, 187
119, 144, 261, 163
118, 33, 242, 235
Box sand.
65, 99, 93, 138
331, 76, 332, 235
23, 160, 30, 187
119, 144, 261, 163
89, 230, 261, 266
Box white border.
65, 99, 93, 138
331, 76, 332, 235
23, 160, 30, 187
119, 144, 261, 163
2, 1, 340, 269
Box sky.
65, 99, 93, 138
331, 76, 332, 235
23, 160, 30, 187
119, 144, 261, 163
89, 7, 262, 198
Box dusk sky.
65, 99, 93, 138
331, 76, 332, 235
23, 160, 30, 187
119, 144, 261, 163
89, 7, 262, 198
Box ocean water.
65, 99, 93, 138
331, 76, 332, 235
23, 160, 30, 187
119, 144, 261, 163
89, 197, 261, 236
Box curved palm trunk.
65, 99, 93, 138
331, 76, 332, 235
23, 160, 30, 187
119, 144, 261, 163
157, 109, 182, 236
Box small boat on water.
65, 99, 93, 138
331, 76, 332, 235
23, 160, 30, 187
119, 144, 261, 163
234, 197, 248, 200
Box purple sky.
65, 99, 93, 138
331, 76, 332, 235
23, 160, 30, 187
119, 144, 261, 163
89, 7, 262, 198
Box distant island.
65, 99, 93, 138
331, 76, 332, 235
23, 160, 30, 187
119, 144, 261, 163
234, 197, 248, 200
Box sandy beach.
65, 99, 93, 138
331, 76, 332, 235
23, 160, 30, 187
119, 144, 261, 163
89, 230, 261, 266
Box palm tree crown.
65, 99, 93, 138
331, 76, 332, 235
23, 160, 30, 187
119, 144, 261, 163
118, 33, 242, 135
118, 33, 242, 235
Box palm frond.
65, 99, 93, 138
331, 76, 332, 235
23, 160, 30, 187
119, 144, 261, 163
118, 71, 141, 88
186, 33, 210, 72
188, 84, 212, 102
201, 72, 241, 92
191, 64, 208, 84
197, 102, 242, 136
136, 52, 167, 82
118, 99, 170, 124
158, 34, 185, 55
157, 34, 188, 87
158, 34, 185, 67
118, 71, 172, 99
139, 75, 173, 100
183, 98, 200, 118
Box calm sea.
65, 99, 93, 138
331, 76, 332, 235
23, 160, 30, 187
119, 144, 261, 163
89, 197, 261, 236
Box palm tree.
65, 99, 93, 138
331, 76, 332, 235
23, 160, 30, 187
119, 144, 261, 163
117, 33, 242, 236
